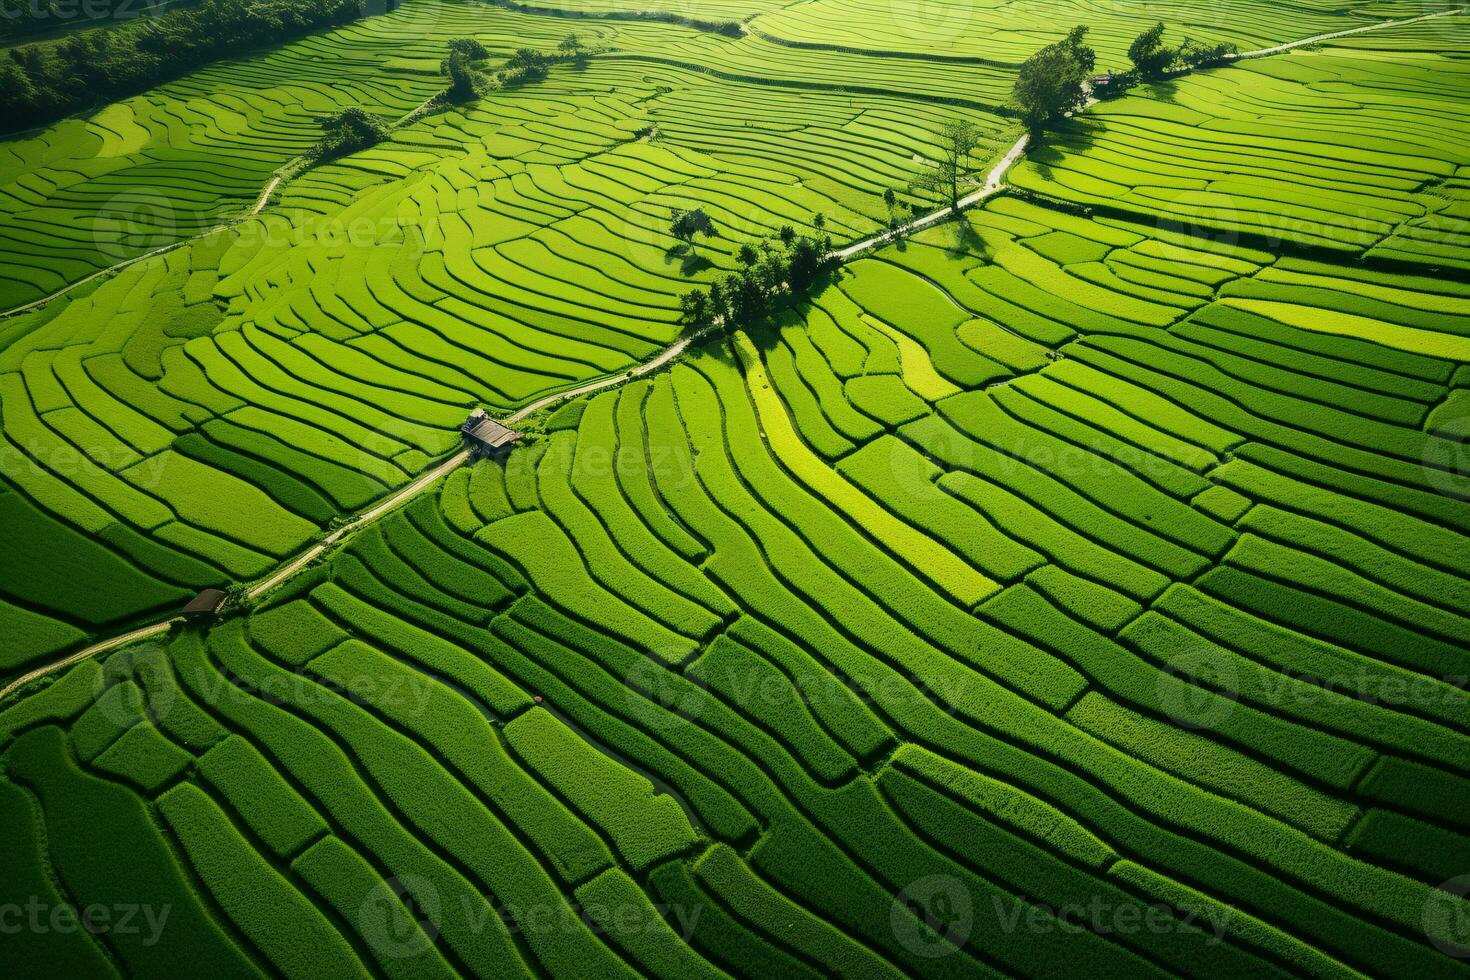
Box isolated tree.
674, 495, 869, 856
557, 32, 588, 65
670, 208, 716, 252
737, 242, 759, 267
883, 187, 897, 216
1128, 22, 1176, 79
912, 119, 984, 212
778, 224, 796, 245
680, 288, 708, 324
812, 212, 826, 233
1012, 26, 1094, 135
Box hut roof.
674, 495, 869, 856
183, 588, 228, 618
461, 412, 521, 450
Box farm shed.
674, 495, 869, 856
182, 588, 228, 620
461, 410, 522, 459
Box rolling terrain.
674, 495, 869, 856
1, 1, 1469, 977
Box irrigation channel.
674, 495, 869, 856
1, 5, 1463, 704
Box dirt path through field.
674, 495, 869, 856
3, 5, 1463, 704
1233, 6, 1464, 58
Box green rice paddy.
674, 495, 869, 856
2, 0, 1469, 976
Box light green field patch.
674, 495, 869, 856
1223, 297, 1470, 361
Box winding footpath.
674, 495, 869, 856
1, 5, 1463, 705
0, 173, 283, 322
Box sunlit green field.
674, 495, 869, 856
2, 1, 1469, 976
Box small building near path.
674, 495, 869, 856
182, 588, 229, 621
461, 410, 522, 460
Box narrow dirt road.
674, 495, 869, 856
1232, 6, 1463, 58
0, 174, 286, 321
0, 620, 180, 702
3, 5, 1462, 704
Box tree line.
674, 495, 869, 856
673, 209, 836, 331
2, 0, 366, 134
1012, 22, 1236, 135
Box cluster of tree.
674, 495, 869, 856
1178, 37, 1239, 69
1011, 25, 1094, 135
497, 34, 584, 86
441, 37, 490, 101
678, 214, 835, 329
440, 33, 584, 101
1012, 22, 1238, 128
1091, 24, 1237, 99
2, 0, 364, 134
1, 0, 148, 45
1128, 22, 1237, 78
309, 106, 391, 160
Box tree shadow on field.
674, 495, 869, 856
739, 267, 842, 355
945, 219, 989, 261
1030, 115, 1102, 173
1147, 77, 1181, 104
665, 243, 714, 276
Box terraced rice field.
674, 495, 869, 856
2, 0, 1469, 977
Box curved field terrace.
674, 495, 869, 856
1, 2, 1468, 978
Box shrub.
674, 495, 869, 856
310, 107, 392, 161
